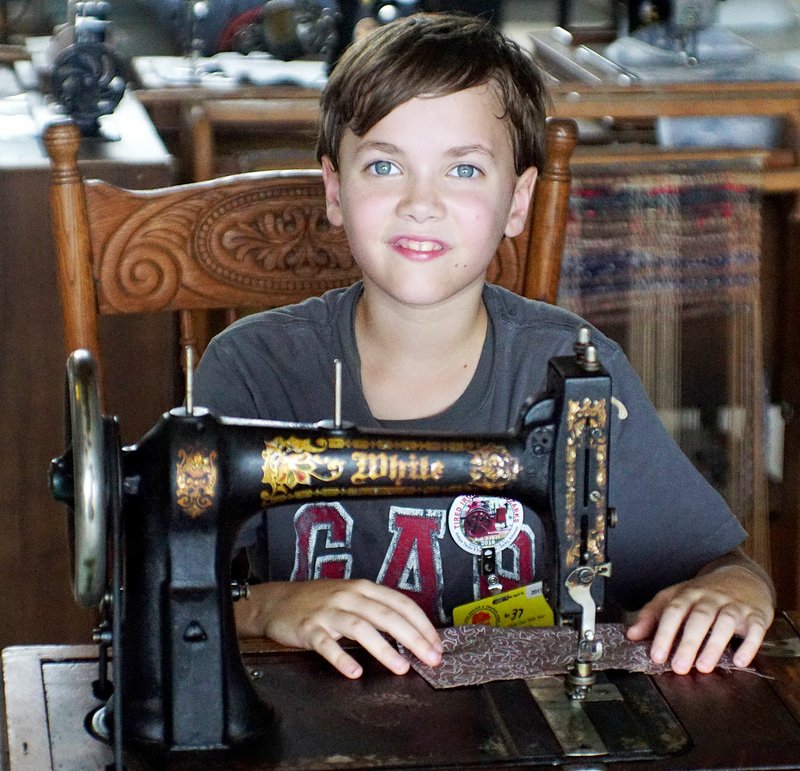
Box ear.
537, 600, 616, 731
504, 166, 538, 239
321, 156, 344, 227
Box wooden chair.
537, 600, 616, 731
44, 116, 577, 398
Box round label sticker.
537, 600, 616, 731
447, 496, 523, 555
464, 605, 500, 626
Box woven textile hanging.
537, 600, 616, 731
559, 159, 769, 570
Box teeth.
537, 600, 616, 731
400, 238, 439, 252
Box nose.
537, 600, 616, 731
396, 174, 445, 222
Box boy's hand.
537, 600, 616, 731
626, 558, 775, 674
235, 579, 443, 678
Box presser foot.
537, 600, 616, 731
565, 658, 597, 701
564, 566, 607, 700
565, 627, 604, 700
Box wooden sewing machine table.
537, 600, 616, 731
1, 612, 799, 770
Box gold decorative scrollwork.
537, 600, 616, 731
262, 436, 346, 498
175, 448, 218, 519
469, 445, 520, 489
565, 398, 609, 565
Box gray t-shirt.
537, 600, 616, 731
194, 282, 746, 621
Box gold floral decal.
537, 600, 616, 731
176, 448, 218, 519
565, 398, 608, 565
262, 436, 345, 498
469, 445, 520, 489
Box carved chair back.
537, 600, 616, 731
44, 117, 576, 398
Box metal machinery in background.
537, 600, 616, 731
48, 1, 126, 134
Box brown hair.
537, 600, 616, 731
316, 12, 550, 175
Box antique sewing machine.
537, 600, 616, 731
48, 329, 674, 767
531, 1, 737, 87
610, 0, 761, 70
46, 1, 126, 135
624, 0, 720, 42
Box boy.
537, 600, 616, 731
194, 12, 774, 680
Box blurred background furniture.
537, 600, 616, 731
186, 95, 320, 181
0, 93, 174, 650
561, 156, 770, 571
530, 44, 800, 611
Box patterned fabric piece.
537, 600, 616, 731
402, 623, 744, 689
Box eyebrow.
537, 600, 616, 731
447, 144, 496, 160
354, 141, 496, 160
353, 141, 402, 157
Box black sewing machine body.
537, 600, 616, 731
51, 341, 614, 756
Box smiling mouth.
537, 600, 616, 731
392, 237, 448, 260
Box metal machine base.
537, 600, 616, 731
528, 671, 689, 758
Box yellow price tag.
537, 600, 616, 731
453, 582, 554, 628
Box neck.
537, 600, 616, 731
354, 281, 489, 421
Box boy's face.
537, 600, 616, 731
321, 86, 537, 309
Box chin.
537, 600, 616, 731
367, 272, 486, 308
400, 288, 479, 309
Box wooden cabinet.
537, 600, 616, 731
0, 91, 176, 648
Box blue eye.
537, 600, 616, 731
370, 160, 396, 176
451, 164, 479, 178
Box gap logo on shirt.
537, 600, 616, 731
289, 501, 536, 624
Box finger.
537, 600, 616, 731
359, 582, 443, 643
344, 583, 443, 664
355, 600, 442, 668
302, 586, 438, 672
626, 604, 661, 642
306, 627, 365, 679
384, 622, 443, 668
333, 615, 414, 675
694, 608, 739, 673
626, 585, 679, 643
647, 598, 696, 666
666, 602, 719, 674
298, 605, 404, 678
731, 616, 770, 668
